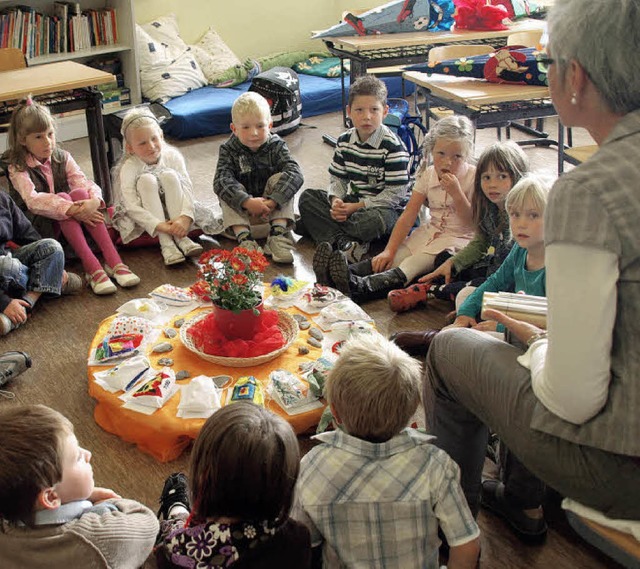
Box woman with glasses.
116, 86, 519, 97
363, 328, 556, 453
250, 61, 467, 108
423, 0, 640, 545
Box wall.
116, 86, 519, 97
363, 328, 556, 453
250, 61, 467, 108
134, 0, 374, 58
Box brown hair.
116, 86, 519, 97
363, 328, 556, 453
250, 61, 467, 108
347, 75, 388, 107
326, 334, 422, 443
0, 405, 72, 524
189, 402, 300, 524
3, 97, 58, 171
472, 141, 530, 234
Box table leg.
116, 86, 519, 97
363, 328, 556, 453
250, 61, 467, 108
84, 88, 112, 204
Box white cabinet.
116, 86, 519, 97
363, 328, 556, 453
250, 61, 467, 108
0, 0, 140, 105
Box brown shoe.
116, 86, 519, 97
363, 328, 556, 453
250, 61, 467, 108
389, 329, 439, 357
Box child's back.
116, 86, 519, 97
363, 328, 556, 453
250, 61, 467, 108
294, 334, 480, 568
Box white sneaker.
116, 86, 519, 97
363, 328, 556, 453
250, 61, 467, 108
176, 237, 204, 258
265, 233, 294, 264
0, 314, 15, 336
161, 244, 186, 266
340, 240, 370, 264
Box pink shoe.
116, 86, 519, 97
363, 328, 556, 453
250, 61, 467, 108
105, 263, 140, 287
388, 283, 430, 313
86, 269, 117, 295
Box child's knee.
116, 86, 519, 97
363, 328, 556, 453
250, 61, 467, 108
157, 170, 180, 188
69, 188, 90, 201
136, 173, 160, 195
264, 173, 282, 197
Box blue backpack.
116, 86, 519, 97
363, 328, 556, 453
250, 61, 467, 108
384, 99, 428, 177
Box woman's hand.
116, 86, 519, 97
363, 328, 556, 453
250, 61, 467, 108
418, 258, 454, 285
372, 249, 395, 272
482, 308, 543, 346
3, 298, 30, 326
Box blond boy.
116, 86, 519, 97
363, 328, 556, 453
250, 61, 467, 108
213, 91, 304, 264
294, 334, 480, 568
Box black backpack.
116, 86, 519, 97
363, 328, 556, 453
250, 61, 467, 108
249, 67, 302, 136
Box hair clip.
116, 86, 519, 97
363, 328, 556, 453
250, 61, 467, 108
25, 97, 34, 107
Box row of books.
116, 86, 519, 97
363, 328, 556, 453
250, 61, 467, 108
0, 3, 118, 59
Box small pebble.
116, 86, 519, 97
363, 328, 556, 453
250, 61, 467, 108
298, 345, 310, 355
157, 357, 174, 366
164, 328, 177, 339
298, 320, 310, 330
176, 370, 191, 380
174, 318, 185, 328
307, 337, 322, 348
152, 342, 173, 353
309, 327, 324, 341
292, 314, 308, 323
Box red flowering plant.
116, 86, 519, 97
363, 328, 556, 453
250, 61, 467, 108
192, 247, 269, 314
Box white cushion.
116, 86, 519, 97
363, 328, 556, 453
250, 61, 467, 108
190, 27, 241, 84
135, 14, 206, 103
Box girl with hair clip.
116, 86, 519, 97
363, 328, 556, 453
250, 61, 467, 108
388, 140, 530, 312
3, 97, 139, 295
111, 107, 222, 266
156, 402, 311, 569
315, 114, 477, 304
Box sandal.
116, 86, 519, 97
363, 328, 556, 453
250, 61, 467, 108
105, 263, 140, 288
86, 269, 117, 296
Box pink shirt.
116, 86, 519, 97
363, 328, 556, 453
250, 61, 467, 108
404, 163, 476, 255
8, 150, 103, 221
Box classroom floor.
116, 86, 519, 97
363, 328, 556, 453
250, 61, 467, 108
1, 108, 620, 568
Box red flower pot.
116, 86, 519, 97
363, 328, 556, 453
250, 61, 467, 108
212, 302, 264, 340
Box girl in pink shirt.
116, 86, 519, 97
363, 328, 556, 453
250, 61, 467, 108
4, 97, 139, 295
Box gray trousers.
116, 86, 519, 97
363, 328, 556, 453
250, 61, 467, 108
298, 188, 398, 245
424, 328, 640, 520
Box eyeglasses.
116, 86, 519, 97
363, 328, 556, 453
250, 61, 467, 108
536, 56, 555, 73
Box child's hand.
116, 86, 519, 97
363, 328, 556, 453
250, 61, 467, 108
372, 249, 395, 272
259, 198, 277, 220
440, 172, 463, 197
167, 215, 192, 238
443, 315, 477, 330
483, 308, 543, 346
243, 197, 271, 218
89, 487, 121, 504
331, 198, 359, 222
418, 258, 454, 285
473, 320, 498, 332
3, 298, 30, 326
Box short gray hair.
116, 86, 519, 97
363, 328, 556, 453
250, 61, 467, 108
548, 0, 640, 114
423, 115, 474, 159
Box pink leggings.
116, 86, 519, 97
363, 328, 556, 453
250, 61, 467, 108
56, 189, 121, 274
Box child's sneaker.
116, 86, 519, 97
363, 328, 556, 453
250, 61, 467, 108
388, 283, 430, 313
176, 237, 204, 258
265, 233, 294, 264
0, 314, 16, 337
61, 271, 83, 295
105, 263, 140, 288
86, 269, 117, 295
0, 351, 32, 387
336, 238, 369, 264
312, 242, 333, 286
158, 472, 191, 520
238, 239, 263, 254
161, 244, 186, 266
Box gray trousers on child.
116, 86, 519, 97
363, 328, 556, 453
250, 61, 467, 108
424, 327, 640, 520
298, 188, 398, 245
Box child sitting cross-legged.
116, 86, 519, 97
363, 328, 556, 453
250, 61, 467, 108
293, 333, 480, 568
156, 402, 311, 569
214, 91, 304, 264
0, 404, 159, 568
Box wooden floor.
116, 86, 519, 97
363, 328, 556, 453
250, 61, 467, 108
0, 110, 621, 568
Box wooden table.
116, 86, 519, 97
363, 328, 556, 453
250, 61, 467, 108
0, 61, 114, 201
320, 18, 546, 127
403, 71, 566, 173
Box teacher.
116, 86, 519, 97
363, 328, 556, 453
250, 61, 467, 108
424, 0, 640, 542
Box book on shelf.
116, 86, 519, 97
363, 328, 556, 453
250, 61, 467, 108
480, 291, 547, 328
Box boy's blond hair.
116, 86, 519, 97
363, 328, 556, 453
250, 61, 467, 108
231, 92, 271, 124
505, 173, 552, 214
0, 405, 72, 525
326, 333, 422, 443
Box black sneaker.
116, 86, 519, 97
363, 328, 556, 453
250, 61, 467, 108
312, 242, 334, 286
0, 351, 32, 388
158, 472, 191, 520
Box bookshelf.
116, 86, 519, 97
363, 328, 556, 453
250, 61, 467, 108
0, 0, 140, 105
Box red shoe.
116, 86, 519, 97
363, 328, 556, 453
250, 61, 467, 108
388, 282, 430, 313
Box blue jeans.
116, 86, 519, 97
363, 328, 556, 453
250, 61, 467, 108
1, 239, 65, 297
298, 188, 399, 245
424, 328, 640, 520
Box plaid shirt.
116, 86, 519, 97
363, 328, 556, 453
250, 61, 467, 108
293, 428, 479, 568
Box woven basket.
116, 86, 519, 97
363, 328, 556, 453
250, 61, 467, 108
179, 309, 299, 367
